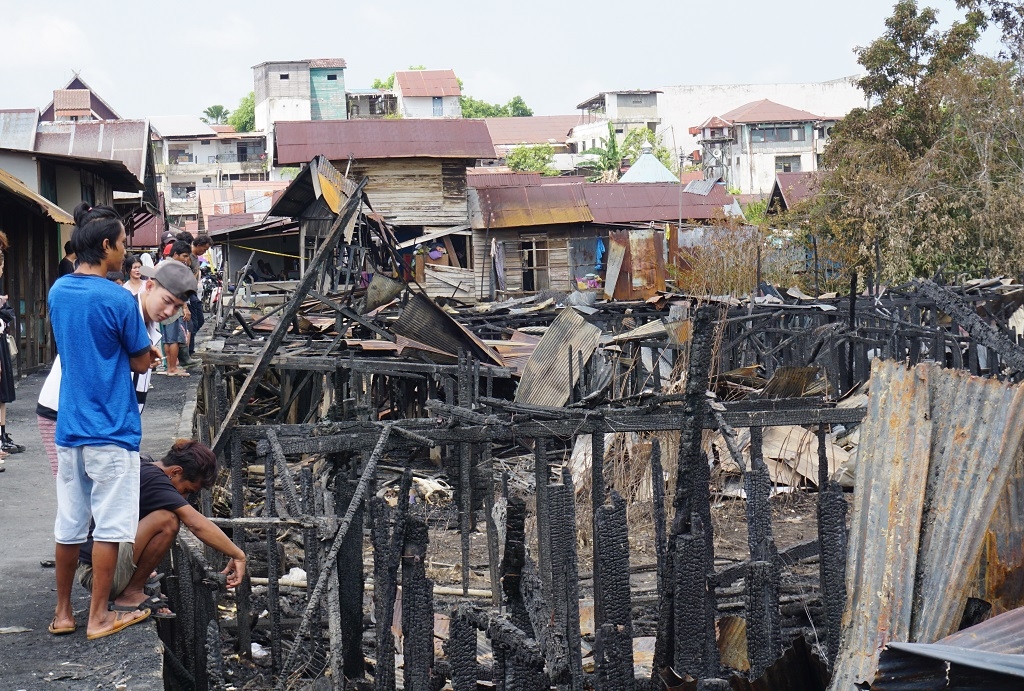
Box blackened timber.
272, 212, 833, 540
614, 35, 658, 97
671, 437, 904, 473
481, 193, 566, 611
266, 429, 301, 517
370, 469, 411, 691
594, 492, 634, 691
335, 471, 366, 680
300, 468, 321, 656
402, 517, 434, 691
745, 427, 781, 679
534, 437, 551, 596
481, 444, 502, 608
650, 437, 670, 686
264, 448, 283, 675
673, 521, 711, 678
591, 430, 606, 633
501, 497, 531, 637
446, 606, 478, 691
281, 424, 392, 678
201, 351, 513, 378
211, 177, 369, 456
229, 433, 252, 658
816, 426, 847, 667
307, 289, 396, 342
549, 473, 584, 689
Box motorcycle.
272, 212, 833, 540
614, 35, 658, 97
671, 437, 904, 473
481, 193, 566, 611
200, 266, 223, 313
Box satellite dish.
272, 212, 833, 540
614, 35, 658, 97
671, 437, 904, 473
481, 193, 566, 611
711, 148, 723, 160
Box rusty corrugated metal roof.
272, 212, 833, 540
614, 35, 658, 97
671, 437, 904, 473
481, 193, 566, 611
829, 360, 1024, 690
583, 182, 730, 223
466, 171, 543, 188
394, 69, 460, 97
53, 89, 91, 112
306, 58, 346, 69
767, 172, 822, 212
392, 293, 503, 366
718, 99, 822, 124
275, 119, 496, 165
0, 167, 74, 224
514, 307, 601, 407
484, 115, 579, 146
34, 119, 150, 185
468, 183, 592, 229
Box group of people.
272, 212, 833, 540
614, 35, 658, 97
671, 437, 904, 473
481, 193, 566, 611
45, 205, 245, 640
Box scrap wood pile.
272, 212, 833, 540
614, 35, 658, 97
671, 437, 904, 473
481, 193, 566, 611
178, 178, 1024, 690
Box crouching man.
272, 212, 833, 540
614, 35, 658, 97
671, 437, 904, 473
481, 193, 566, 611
76, 440, 246, 617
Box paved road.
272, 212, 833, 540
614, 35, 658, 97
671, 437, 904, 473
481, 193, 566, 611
0, 362, 199, 690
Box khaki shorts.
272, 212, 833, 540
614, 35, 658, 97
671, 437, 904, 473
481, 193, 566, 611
76, 541, 137, 599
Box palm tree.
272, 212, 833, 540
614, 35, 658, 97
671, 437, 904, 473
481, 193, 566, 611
577, 121, 622, 181
201, 105, 230, 125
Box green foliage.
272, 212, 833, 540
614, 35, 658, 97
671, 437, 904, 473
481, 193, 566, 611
577, 122, 622, 180
621, 128, 675, 171
278, 167, 300, 181
812, 0, 1024, 282
506, 144, 557, 174
201, 104, 229, 125
371, 66, 426, 91
744, 199, 769, 226
227, 92, 255, 132
459, 94, 534, 118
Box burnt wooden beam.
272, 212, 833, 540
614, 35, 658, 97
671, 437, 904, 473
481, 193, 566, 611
211, 177, 369, 456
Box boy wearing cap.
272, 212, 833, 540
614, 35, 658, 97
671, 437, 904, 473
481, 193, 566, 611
136, 261, 198, 399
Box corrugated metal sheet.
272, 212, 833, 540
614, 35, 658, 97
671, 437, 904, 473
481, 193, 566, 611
53, 89, 91, 111
829, 360, 1024, 690
583, 182, 730, 223
0, 167, 74, 223
514, 307, 601, 407
395, 69, 461, 98
484, 115, 579, 146
876, 644, 1024, 688
274, 119, 496, 165
306, 57, 347, 69
392, 292, 503, 366
718, 99, 821, 124
683, 179, 720, 196
466, 171, 543, 188
0, 109, 38, 150
34, 119, 150, 185
468, 184, 592, 229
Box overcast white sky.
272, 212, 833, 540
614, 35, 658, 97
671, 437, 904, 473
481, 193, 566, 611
0, 0, 1004, 119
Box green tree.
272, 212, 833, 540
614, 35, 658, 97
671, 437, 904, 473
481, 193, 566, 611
201, 104, 230, 125
621, 128, 675, 171
506, 144, 557, 174
577, 122, 622, 181
459, 94, 535, 118
505, 96, 533, 117
227, 92, 255, 132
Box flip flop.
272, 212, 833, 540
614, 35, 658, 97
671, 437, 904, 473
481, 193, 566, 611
86, 608, 150, 640
48, 617, 76, 635
109, 596, 176, 620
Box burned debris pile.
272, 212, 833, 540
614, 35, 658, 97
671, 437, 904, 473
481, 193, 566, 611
162, 161, 1024, 690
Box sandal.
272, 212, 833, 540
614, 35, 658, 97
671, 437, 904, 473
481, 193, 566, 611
48, 617, 76, 635
86, 608, 150, 640
110, 595, 176, 620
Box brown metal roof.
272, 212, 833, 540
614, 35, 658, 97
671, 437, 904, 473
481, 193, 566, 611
466, 171, 543, 188
39, 75, 120, 121
306, 58, 347, 69
394, 69, 461, 98
53, 89, 91, 112
582, 182, 730, 223
767, 172, 821, 213
484, 115, 580, 146
392, 292, 503, 366
0, 167, 74, 224
274, 119, 495, 164
468, 183, 592, 229
34, 119, 150, 185
830, 360, 1024, 689
717, 99, 821, 124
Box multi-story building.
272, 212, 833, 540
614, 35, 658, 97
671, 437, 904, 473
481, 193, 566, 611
568, 90, 661, 154
150, 117, 268, 227
692, 99, 836, 195
252, 58, 347, 169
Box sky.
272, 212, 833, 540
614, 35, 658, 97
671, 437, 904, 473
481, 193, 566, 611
0, 0, 1005, 120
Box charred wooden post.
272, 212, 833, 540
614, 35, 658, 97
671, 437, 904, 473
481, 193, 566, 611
500, 497, 544, 688
446, 605, 478, 691
370, 468, 412, 691
402, 517, 434, 691
534, 437, 551, 595
481, 444, 503, 608
591, 429, 607, 628
670, 304, 722, 679
745, 426, 781, 679
334, 468, 366, 681
816, 425, 847, 667
300, 467, 321, 658
594, 491, 634, 691
229, 433, 252, 658
264, 447, 283, 675
548, 471, 584, 689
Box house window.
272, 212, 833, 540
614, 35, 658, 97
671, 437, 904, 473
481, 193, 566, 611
791, 127, 806, 141
521, 238, 549, 292
201, 140, 211, 145
775, 155, 801, 173
280, 73, 290, 80
326, 74, 338, 81
432, 96, 443, 116
202, 177, 212, 183
154, 175, 163, 183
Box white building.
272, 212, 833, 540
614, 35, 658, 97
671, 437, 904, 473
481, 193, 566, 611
692, 100, 836, 195
150, 116, 268, 226
655, 76, 868, 165
569, 90, 661, 153
394, 69, 462, 118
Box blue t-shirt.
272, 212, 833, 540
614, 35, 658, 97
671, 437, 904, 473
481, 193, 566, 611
48, 274, 151, 451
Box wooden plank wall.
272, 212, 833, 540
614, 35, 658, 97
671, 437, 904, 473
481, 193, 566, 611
344, 158, 471, 227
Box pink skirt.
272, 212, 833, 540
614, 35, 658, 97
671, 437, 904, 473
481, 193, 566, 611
37, 415, 58, 478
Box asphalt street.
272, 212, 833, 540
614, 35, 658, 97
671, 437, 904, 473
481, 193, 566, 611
0, 359, 199, 690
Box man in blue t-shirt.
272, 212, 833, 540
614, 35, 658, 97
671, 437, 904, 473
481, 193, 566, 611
48, 204, 162, 641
